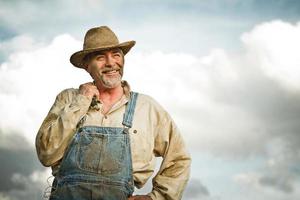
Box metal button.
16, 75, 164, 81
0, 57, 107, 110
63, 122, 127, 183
133, 130, 137, 134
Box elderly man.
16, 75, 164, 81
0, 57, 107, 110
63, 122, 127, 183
36, 26, 191, 200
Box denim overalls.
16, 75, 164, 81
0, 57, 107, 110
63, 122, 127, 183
50, 92, 138, 200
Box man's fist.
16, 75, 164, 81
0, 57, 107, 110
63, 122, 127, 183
128, 195, 152, 200
79, 82, 99, 100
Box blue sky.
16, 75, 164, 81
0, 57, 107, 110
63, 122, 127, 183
1, 0, 300, 55
1, 0, 300, 200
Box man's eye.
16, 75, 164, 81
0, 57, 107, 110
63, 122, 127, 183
96, 56, 105, 60
113, 53, 121, 57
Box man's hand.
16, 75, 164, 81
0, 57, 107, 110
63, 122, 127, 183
79, 82, 99, 100
128, 195, 152, 200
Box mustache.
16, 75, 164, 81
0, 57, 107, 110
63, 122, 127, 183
101, 65, 121, 73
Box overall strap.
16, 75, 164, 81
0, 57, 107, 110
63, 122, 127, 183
122, 92, 139, 128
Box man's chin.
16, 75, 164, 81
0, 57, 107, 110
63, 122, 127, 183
101, 80, 122, 89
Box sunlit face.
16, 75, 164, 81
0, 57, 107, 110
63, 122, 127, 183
85, 48, 124, 89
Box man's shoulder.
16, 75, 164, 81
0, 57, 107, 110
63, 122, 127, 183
135, 92, 157, 104
55, 88, 79, 101
59, 88, 79, 95
135, 92, 166, 111
134, 92, 172, 123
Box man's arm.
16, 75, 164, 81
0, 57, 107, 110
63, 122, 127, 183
148, 114, 191, 200
35, 88, 91, 167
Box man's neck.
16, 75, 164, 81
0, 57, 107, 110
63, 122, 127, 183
96, 83, 124, 105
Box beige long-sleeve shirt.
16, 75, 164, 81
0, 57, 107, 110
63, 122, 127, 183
36, 82, 191, 200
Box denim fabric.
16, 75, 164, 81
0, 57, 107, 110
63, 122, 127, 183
50, 92, 138, 200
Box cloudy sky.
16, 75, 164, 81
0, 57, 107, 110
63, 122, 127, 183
1, 0, 300, 199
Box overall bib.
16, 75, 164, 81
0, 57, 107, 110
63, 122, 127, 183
50, 92, 138, 200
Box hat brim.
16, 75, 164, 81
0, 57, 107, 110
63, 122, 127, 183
70, 40, 136, 69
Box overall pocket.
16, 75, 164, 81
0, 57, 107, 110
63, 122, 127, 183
76, 131, 126, 174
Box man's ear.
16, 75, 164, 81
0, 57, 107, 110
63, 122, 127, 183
84, 64, 91, 73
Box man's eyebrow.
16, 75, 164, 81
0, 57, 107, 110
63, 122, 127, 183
112, 49, 122, 53
95, 52, 105, 56
90, 52, 105, 59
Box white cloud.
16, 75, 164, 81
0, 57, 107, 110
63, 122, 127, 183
0, 34, 90, 145
241, 20, 300, 91
233, 137, 300, 198
126, 45, 267, 158
0, 35, 39, 62
5, 169, 51, 200
0, 193, 12, 200
233, 171, 300, 200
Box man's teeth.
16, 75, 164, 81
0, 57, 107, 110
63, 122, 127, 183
104, 70, 117, 74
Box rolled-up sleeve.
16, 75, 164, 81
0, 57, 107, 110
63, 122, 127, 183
148, 113, 191, 200
35, 89, 91, 167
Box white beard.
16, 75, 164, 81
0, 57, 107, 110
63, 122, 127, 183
100, 73, 122, 88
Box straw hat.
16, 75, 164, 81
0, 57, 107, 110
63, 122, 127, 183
70, 26, 135, 68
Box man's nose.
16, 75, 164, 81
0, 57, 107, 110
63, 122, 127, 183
105, 54, 115, 67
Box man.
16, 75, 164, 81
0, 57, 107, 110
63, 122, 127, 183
36, 26, 191, 200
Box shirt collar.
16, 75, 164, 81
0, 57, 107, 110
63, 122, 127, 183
121, 80, 131, 99
89, 80, 131, 114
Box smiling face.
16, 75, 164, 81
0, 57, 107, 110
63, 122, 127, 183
85, 48, 124, 89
